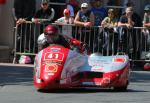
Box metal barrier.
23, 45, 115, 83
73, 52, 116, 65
13, 22, 150, 63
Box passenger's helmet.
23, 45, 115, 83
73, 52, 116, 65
44, 25, 59, 43
144, 4, 150, 11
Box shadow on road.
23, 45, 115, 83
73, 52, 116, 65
130, 71, 150, 83
37, 87, 149, 94
0, 65, 33, 86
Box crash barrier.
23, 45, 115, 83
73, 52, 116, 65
13, 22, 150, 63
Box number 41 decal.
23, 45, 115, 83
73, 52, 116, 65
44, 52, 64, 61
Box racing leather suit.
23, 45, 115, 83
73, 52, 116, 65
37, 33, 89, 54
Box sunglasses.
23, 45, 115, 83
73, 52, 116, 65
45, 32, 56, 36
42, 3, 48, 6
82, 7, 88, 9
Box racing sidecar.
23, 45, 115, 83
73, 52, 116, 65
34, 45, 130, 91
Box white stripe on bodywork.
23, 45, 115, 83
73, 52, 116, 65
88, 55, 129, 73
60, 50, 88, 81
35, 50, 43, 80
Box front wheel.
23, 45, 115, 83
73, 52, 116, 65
113, 85, 128, 92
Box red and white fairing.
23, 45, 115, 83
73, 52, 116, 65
34, 45, 130, 91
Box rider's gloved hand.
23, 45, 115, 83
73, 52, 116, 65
79, 43, 90, 55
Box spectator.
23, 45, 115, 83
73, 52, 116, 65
101, 9, 118, 29
89, 0, 95, 8
33, 0, 55, 24
142, 4, 150, 46
118, 7, 135, 30
77, 0, 91, 8
55, 9, 74, 38
12, 0, 36, 63
74, 3, 94, 27
143, 4, 150, 28
101, 8, 118, 54
118, 7, 138, 54
74, 2, 95, 51
49, 0, 66, 22
13, 0, 36, 25
90, 0, 107, 26
33, 0, 55, 43
55, 9, 74, 25
66, 0, 79, 18
125, 1, 142, 27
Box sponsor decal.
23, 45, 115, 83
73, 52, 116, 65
43, 60, 62, 65
45, 64, 58, 73
51, 48, 61, 52
113, 58, 126, 63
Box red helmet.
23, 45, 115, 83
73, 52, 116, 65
63, 9, 70, 15
44, 25, 58, 35
44, 25, 59, 43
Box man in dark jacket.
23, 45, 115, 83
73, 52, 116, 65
13, 0, 36, 25
33, 0, 55, 23
12, 0, 36, 63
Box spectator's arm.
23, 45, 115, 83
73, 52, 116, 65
74, 12, 85, 26
143, 23, 150, 28
55, 18, 66, 25
101, 17, 108, 27
89, 12, 94, 26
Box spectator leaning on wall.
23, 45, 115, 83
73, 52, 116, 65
12, 0, 36, 63
55, 9, 74, 38
101, 8, 118, 54
118, 7, 141, 56
12, 0, 36, 25
32, 0, 55, 24
142, 4, 150, 45
74, 3, 95, 51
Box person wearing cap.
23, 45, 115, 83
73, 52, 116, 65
55, 9, 74, 38
33, 0, 55, 23
74, 2, 94, 27
74, 2, 94, 51
55, 9, 74, 25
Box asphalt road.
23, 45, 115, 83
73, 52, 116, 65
0, 64, 150, 103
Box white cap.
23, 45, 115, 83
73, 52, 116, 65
81, 3, 88, 8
